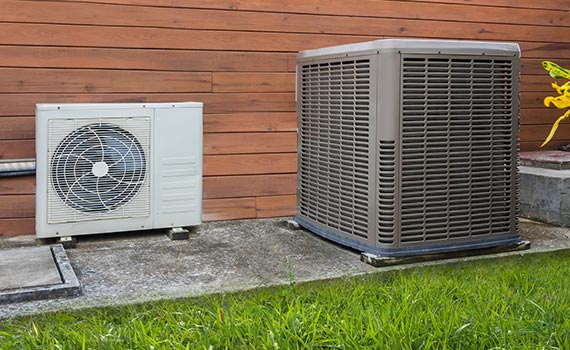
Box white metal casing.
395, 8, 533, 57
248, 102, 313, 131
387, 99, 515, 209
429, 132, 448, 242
35, 102, 202, 238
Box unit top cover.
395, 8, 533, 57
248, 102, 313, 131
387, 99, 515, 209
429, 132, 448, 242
297, 39, 520, 61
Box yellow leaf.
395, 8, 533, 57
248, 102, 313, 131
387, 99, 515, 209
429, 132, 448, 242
541, 110, 570, 147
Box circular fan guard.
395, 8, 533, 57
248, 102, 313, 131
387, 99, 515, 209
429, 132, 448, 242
50, 122, 147, 213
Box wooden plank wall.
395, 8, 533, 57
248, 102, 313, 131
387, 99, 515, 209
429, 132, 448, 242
0, 0, 568, 236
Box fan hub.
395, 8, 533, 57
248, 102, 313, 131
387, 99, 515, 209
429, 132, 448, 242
92, 161, 109, 178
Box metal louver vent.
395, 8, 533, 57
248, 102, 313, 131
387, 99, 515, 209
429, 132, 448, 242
514, 141, 521, 233
378, 140, 396, 244
400, 56, 516, 243
298, 59, 372, 239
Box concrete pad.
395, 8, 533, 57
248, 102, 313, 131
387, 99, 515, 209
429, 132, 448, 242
519, 165, 570, 227
0, 218, 569, 318
520, 151, 570, 227
520, 150, 570, 170
0, 245, 80, 304
0, 246, 62, 290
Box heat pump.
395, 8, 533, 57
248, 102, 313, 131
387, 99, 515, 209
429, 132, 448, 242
36, 102, 202, 239
295, 39, 523, 257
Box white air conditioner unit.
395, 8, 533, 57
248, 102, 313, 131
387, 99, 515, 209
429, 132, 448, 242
35, 102, 202, 239
295, 39, 525, 258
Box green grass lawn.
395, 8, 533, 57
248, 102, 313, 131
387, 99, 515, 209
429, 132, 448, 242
2, 250, 570, 349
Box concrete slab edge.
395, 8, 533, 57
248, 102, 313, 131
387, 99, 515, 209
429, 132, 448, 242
51, 244, 81, 297
0, 244, 81, 304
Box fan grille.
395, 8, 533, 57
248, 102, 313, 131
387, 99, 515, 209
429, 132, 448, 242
48, 118, 151, 223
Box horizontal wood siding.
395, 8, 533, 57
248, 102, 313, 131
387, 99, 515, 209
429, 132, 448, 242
0, 0, 567, 235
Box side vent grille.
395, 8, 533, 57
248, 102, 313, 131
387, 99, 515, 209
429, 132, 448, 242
514, 140, 521, 233
378, 140, 396, 244
298, 59, 372, 239
399, 56, 515, 243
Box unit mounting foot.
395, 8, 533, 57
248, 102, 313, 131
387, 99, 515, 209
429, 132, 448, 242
57, 236, 77, 249
285, 219, 301, 230
166, 227, 191, 240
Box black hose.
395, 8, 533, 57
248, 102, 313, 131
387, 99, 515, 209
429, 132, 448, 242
0, 170, 36, 177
